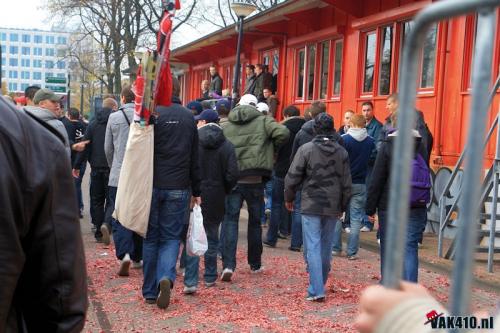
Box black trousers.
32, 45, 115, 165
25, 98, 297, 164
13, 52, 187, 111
89, 167, 110, 238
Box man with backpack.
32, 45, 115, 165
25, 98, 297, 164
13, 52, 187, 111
366, 112, 431, 283
104, 86, 143, 276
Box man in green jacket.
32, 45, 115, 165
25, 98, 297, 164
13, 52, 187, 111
220, 94, 289, 282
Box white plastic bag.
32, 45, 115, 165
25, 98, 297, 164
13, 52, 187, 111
186, 204, 208, 256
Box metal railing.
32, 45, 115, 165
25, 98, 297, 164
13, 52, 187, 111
384, 0, 499, 328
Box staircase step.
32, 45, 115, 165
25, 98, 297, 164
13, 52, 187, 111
476, 246, 500, 253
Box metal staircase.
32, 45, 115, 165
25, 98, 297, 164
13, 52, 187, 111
437, 73, 500, 273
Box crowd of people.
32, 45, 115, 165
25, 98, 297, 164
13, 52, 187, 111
2, 74, 498, 332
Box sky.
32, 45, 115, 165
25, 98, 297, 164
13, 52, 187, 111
0, 0, 50, 30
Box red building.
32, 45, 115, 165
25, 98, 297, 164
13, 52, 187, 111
171, 0, 500, 168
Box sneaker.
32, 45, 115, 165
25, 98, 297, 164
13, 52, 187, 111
250, 266, 263, 274
360, 226, 371, 232
306, 295, 325, 302
183, 286, 197, 294
100, 224, 111, 245
156, 279, 171, 309
288, 246, 301, 252
347, 254, 358, 260
145, 298, 156, 304
332, 250, 342, 257
377, 238, 381, 246
220, 268, 233, 282
263, 240, 276, 248
277, 232, 288, 239
132, 260, 143, 269
345, 227, 351, 234
205, 281, 216, 288
118, 254, 131, 276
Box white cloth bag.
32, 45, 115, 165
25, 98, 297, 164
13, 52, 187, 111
186, 204, 208, 256
113, 123, 154, 237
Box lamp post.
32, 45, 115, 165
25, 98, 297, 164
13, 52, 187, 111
230, 0, 256, 108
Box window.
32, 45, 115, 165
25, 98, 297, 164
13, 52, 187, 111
333, 40, 343, 96
57, 61, 65, 69
296, 49, 305, 99
21, 83, 29, 91
33, 72, 42, 80
34, 47, 42, 56
378, 26, 393, 95
46, 72, 54, 78
45, 48, 55, 56
34, 35, 42, 43
46, 36, 55, 44
363, 32, 377, 93
45, 60, 54, 69
21, 71, 30, 79
21, 47, 30, 55
57, 36, 67, 44
1, 58, 5, 66
9, 46, 18, 54
57, 73, 66, 78
420, 24, 437, 88
9, 58, 18, 66
9, 71, 18, 79
319, 41, 329, 99
306, 45, 316, 100
33, 60, 42, 68
10, 33, 18, 42
1, 45, 5, 53
57, 48, 67, 57
8, 83, 18, 91
1, 32, 6, 41
272, 51, 279, 75
21, 59, 30, 67
22, 34, 30, 43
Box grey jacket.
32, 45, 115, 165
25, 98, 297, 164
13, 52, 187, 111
104, 103, 134, 187
24, 106, 70, 155
285, 135, 352, 216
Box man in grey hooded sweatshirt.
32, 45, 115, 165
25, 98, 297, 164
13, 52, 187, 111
24, 88, 70, 155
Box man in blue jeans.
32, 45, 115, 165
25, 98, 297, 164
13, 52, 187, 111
341, 114, 375, 260
285, 113, 351, 302
142, 78, 201, 309
221, 94, 289, 281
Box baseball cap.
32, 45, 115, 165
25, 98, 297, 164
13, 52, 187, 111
256, 102, 269, 114
33, 88, 60, 104
238, 94, 258, 107
195, 109, 219, 123
186, 100, 203, 115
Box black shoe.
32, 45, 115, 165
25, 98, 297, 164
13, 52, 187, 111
79, 210, 84, 219
288, 246, 301, 252
263, 240, 276, 248
145, 298, 156, 304
101, 224, 111, 245
157, 279, 172, 309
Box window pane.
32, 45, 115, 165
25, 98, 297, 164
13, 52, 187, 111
272, 52, 279, 75
378, 26, 393, 95
319, 42, 329, 99
421, 24, 437, 88
333, 41, 343, 95
307, 45, 316, 100
297, 49, 305, 98
363, 33, 376, 93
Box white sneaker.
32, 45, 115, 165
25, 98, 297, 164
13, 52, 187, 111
250, 266, 264, 274
360, 226, 371, 232
205, 281, 216, 287
377, 238, 381, 246
345, 227, 351, 234
220, 268, 233, 282
118, 254, 131, 276
332, 250, 341, 257
132, 260, 143, 269
183, 286, 197, 294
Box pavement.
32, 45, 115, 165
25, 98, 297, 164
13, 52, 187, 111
79, 174, 499, 332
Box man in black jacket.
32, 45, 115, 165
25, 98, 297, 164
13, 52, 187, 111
73, 97, 117, 243
142, 77, 202, 309
264, 105, 305, 250
209, 66, 223, 96
183, 109, 239, 294
0, 96, 87, 332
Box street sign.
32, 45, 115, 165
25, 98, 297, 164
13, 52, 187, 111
51, 86, 66, 93
45, 77, 66, 84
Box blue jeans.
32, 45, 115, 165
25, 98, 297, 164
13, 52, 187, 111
142, 188, 190, 299
266, 177, 289, 245
222, 183, 263, 271
74, 163, 86, 211
302, 214, 338, 298
261, 180, 273, 224
184, 222, 220, 287
378, 208, 427, 283
346, 184, 366, 256
108, 186, 143, 261
290, 191, 303, 249
332, 217, 342, 252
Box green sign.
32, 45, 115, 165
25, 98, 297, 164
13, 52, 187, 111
51, 86, 67, 93
45, 77, 66, 84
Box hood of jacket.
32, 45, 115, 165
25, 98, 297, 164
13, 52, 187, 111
228, 105, 262, 124
198, 123, 225, 149
96, 107, 112, 124
312, 135, 340, 154
284, 117, 306, 135
346, 127, 368, 142
300, 119, 315, 135
24, 105, 57, 122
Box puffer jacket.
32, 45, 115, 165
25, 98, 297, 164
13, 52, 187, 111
0, 96, 87, 332
285, 135, 352, 216
24, 105, 70, 155
198, 123, 239, 223
223, 105, 289, 180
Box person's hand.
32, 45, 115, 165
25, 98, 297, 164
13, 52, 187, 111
191, 196, 202, 208
72, 140, 90, 152
355, 282, 431, 333
285, 201, 294, 211
72, 169, 80, 178
368, 215, 376, 223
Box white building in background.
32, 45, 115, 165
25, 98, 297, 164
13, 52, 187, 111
0, 27, 70, 94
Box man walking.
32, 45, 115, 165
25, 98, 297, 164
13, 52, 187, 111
220, 94, 289, 281
104, 86, 143, 276
142, 77, 201, 309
